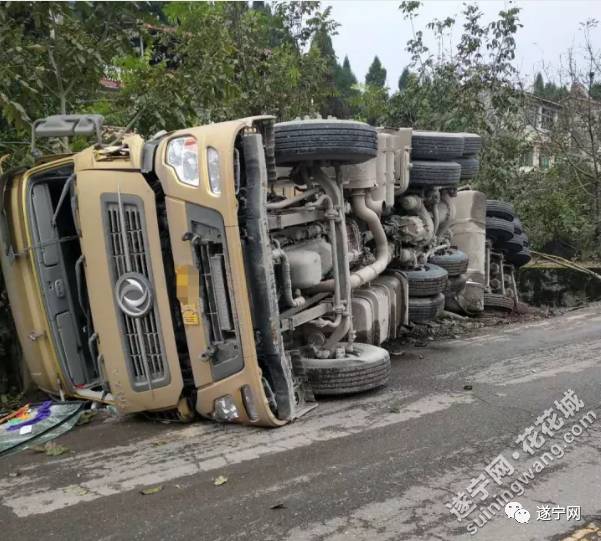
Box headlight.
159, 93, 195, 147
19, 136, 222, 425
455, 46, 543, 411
206, 147, 221, 194
166, 136, 199, 186
213, 395, 239, 422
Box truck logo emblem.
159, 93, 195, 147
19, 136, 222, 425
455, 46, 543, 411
115, 273, 153, 317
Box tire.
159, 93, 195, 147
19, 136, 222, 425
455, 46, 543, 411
486, 200, 515, 221
301, 343, 390, 396
505, 249, 531, 268
486, 216, 514, 243
429, 249, 469, 277
405, 264, 448, 297
447, 273, 467, 293
275, 119, 378, 165
409, 293, 445, 323
455, 157, 480, 180
499, 235, 523, 254
411, 131, 465, 160
461, 133, 482, 156
484, 292, 514, 311
409, 160, 461, 188
513, 217, 523, 234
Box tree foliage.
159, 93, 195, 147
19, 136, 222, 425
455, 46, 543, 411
365, 56, 387, 88
0, 1, 339, 158
1, 1, 600, 258
398, 67, 412, 91
532, 72, 568, 101
388, 2, 527, 200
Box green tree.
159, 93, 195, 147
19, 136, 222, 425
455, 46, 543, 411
0, 2, 142, 159
1, 1, 341, 147
337, 56, 358, 89
389, 2, 526, 195
398, 67, 411, 91
353, 83, 389, 125
533, 72, 545, 96
114, 2, 338, 133
332, 56, 360, 118
532, 72, 567, 101
365, 55, 387, 87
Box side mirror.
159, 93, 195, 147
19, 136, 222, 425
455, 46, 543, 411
32, 114, 104, 156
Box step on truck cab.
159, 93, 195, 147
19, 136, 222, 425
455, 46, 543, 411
1, 114, 416, 427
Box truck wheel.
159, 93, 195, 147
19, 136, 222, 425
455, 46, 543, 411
274, 119, 378, 165
301, 343, 390, 396
486, 200, 515, 221
505, 248, 531, 268
455, 157, 480, 180
409, 293, 445, 323
499, 235, 523, 254
409, 160, 461, 188
461, 133, 482, 156
513, 217, 523, 234
484, 292, 514, 311
429, 249, 469, 277
411, 131, 465, 160
486, 216, 514, 243
405, 264, 448, 296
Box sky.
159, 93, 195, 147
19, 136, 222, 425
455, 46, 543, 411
326, 0, 601, 91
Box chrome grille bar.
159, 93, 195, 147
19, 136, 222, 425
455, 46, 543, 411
105, 194, 168, 391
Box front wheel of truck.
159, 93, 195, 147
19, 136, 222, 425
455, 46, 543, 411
301, 343, 391, 396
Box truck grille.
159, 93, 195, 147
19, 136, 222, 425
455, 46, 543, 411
105, 196, 169, 390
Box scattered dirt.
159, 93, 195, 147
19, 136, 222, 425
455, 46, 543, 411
387, 302, 573, 348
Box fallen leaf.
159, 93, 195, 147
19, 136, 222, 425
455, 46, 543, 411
213, 475, 228, 486
270, 503, 287, 510
140, 486, 163, 495
464, 384, 473, 391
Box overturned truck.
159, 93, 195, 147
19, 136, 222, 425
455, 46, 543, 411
0, 115, 478, 427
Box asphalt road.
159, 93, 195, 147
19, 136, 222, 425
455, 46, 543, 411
2, 304, 601, 541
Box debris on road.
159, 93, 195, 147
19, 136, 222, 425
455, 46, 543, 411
76, 410, 97, 426
140, 486, 163, 496
213, 475, 228, 486
32, 442, 70, 457
0, 401, 83, 458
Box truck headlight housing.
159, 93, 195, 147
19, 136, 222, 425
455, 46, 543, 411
166, 136, 199, 187
213, 395, 239, 422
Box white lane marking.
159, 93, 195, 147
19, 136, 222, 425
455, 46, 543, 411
472, 338, 601, 386
0, 391, 474, 517
281, 437, 601, 541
